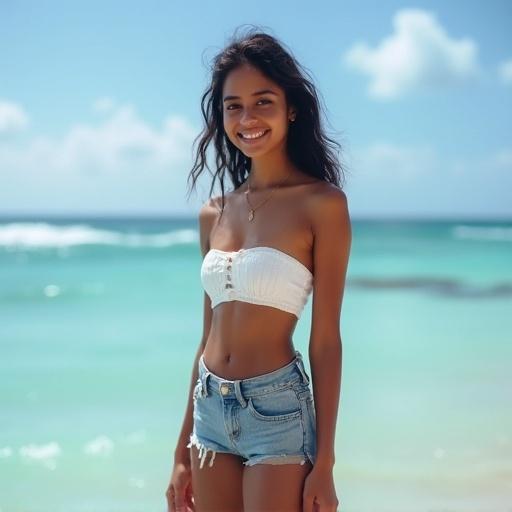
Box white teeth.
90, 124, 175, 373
240, 130, 267, 139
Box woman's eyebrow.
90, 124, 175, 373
223, 89, 278, 102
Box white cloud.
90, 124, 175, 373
346, 141, 512, 217
0, 100, 196, 175
498, 59, 512, 85
487, 147, 512, 170
0, 99, 205, 214
351, 141, 437, 180
92, 96, 116, 114
343, 8, 480, 99
0, 100, 30, 135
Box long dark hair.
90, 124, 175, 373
186, 25, 349, 212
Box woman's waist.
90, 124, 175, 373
210, 301, 298, 332
198, 347, 310, 395
202, 337, 296, 381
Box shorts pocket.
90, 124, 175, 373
247, 387, 302, 422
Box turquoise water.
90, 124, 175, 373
1, 217, 511, 512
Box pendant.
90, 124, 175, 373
248, 210, 254, 221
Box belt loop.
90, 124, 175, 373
201, 371, 210, 397
234, 380, 247, 408
294, 353, 310, 385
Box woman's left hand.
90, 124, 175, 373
302, 465, 339, 512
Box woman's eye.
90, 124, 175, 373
226, 99, 271, 110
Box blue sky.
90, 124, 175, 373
1, 0, 511, 218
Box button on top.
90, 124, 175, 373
225, 255, 234, 289
220, 383, 229, 395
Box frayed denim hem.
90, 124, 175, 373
243, 453, 308, 466
187, 431, 218, 469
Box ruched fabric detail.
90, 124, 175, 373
200, 247, 313, 319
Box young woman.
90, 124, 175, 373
167, 28, 351, 512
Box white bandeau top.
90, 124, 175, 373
200, 246, 314, 319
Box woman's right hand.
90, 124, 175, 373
166, 459, 195, 512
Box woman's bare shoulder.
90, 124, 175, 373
200, 192, 234, 217
307, 180, 346, 202
303, 181, 349, 238
302, 179, 347, 210
198, 196, 226, 255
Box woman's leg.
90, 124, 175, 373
243, 460, 314, 512
190, 445, 245, 512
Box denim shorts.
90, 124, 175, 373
187, 349, 317, 469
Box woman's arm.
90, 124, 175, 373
173, 199, 218, 464
308, 185, 352, 469
174, 339, 206, 464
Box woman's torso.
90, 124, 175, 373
202, 176, 323, 379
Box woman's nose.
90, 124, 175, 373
239, 109, 258, 125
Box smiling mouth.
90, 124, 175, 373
237, 129, 270, 141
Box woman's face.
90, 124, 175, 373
221, 63, 295, 157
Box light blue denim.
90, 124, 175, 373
187, 349, 317, 469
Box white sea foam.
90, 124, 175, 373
123, 429, 147, 444
433, 447, 446, 459
0, 446, 13, 458
44, 284, 61, 297
0, 222, 197, 249
128, 476, 146, 488
19, 441, 61, 470
496, 433, 510, 446
83, 435, 114, 456
453, 225, 512, 242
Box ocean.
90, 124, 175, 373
1, 217, 511, 512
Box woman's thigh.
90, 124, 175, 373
243, 460, 314, 512
190, 445, 245, 512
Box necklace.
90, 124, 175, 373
244, 169, 294, 222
